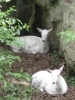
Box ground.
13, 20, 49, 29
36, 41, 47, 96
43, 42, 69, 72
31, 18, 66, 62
0, 44, 75, 100
11, 51, 75, 100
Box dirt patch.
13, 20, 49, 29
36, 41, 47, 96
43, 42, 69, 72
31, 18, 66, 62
10, 52, 75, 100
30, 85, 75, 100
0, 43, 75, 100
11, 52, 65, 75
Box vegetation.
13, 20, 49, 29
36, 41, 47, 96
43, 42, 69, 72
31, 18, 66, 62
67, 77, 75, 87
0, 1, 32, 100
58, 30, 75, 44
58, 30, 75, 87
0, 6, 29, 45
0, 0, 75, 99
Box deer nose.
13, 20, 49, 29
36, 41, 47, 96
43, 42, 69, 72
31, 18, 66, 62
42, 40, 45, 42
52, 82, 55, 84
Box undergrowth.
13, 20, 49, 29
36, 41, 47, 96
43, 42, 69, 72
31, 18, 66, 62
66, 76, 75, 87
0, 2, 33, 100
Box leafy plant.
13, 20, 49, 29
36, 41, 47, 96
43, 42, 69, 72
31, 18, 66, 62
58, 30, 75, 86
5, 95, 21, 100
0, 4, 31, 100
58, 30, 75, 44
1, 72, 32, 100
67, 76, 75, 87
24, 87, 34, 96
9, 69, 31, 82
2, 81, 22, 96
0, 49, 20, 68
0, 6, 30, 45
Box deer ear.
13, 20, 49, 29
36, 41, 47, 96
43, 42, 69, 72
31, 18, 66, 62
59, 65, 64, 73
46, 69, 53, 73
48, 28, 53, 33
37, 27, 42, 33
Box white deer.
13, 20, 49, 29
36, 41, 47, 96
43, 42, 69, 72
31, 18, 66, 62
11, 65, 68, 95
10, 27, 52, 54
32, 65, 67, 95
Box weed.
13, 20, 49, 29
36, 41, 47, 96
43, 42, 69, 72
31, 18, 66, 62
0, 3, 31, 100
57, 30, 75, 45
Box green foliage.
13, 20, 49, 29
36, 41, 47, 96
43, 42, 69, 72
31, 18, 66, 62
5, 95, 21, 100
0, 49, 20, 68
9, 69, 31, 82
0, 5, 32, 100
0, 49, 32, 100
0, 69, 32, 99
0, 97, 3, 100
67, 77, 75, 87
58, 31, 75, 86
24, 87, 34, 97
0, 49, 21, 85
58, 30, 75, 44
0, 6, 30, 45
5, 94, 31, 100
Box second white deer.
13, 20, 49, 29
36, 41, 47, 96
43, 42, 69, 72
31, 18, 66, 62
11, 27, 52, 54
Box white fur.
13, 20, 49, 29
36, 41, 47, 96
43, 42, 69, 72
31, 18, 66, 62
11, 28, 52, 54
31, 65, 67, 95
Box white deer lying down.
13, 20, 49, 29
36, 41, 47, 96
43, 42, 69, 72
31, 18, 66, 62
11, 27, 52, 54
11, 65, 67, 95
32, 65, 67, 95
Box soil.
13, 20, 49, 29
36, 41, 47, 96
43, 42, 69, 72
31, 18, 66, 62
0, 43, 75, 100
11, 51, 75, 100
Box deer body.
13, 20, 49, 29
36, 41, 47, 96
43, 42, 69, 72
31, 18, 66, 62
44, 75, 67, 95
11, 65, 67, 95
32, 65, 67, 95
11, 28, 52, 54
